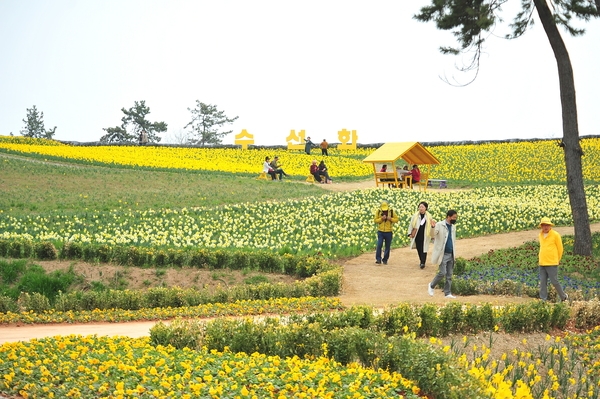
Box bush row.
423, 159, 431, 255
151, 322, 488, 399
0, 296, 343, 325
150, 301, 567, 399
151, 301, 574, 352
0, 238, 328, 277
0, 265, 342, 315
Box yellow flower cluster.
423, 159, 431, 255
432, 326, 600, 399
2, 136, 598, 182
0, 139, 373, 176
427, 138, 600, 183
0, 297, 342, 325
0, 335, 422, 398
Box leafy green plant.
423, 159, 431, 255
14, 264, 77, 302
243, 274, 269, 285
34, 241, 58, 260
0, 259, 27, 284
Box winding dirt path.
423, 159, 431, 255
339, 223, 600, 307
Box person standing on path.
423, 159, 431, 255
428, 209, 458, 298
408, 201, 436, 269
538, 217, 568, 302
374, 201, 398, 265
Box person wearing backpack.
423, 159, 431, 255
374, 201, 398, 265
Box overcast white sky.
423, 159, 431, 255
1, 1, 598, 145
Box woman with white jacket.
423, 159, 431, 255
407, 201, 436, 269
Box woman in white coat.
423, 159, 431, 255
407, 201, 436, 269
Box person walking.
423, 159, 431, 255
408, 201, 436, 269
428, 209, 458, 298
374, 201, 398, 265
320, 139, 329, 156
538, 217, 568, 302
304, 136, 315, 155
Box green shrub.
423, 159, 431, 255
452, 277, 479, 295
572, 299, 600, 329
168, 249, 190, 267
418, 303, 441, 337
0, 295, 18, 313
150, 319, 205, 350
34, 241, 58, 260
0, 240, 9, 257
439, 301, 467, 335
454, 257, 467, 276
17, 265, 77, 302
17, 292, 51, 312
62, 241, 84, 259
8, 240, 24, 258
154, 249, 168, 267
476, 303, 496, 332
189, 249, 216, 268
550, 302, 570, 329
96, 244, 112, 263
54, 291, 84, 312
145, 287, 186, 308
0, 259, 27, 284
375, 303, 420, 336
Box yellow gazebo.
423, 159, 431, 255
363, 142, 441, 190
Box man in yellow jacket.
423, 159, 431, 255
374, 201, 398, 265
538, 217, 568, 302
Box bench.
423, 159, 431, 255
374, 172, 411, 189
427, 179, 448, 188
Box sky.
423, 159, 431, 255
1, 1, 598, 146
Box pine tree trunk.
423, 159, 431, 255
532, 0, 592, 256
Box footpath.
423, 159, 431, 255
1, 223, 599, 344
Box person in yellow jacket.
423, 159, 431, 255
374, 201, 398, 265
538, 217, 568, 302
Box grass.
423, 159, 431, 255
0, 154, 331, 216
0, 260, 80, 301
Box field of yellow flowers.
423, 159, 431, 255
1, 136, 600, 399
1, 135, 599, 183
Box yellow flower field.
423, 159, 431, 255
1, 136, 599, 183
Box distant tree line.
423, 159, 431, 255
18, 100, 238, 146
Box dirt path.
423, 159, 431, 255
339, 223, 600, 307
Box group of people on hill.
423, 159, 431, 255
263, 156, 289, 181
380, 164, 421, 186
260, 136, 331, 182
262, 155, 333, 184
309, 160, 332, 184
304, 137, 329, 156
374, 201, 568, 302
